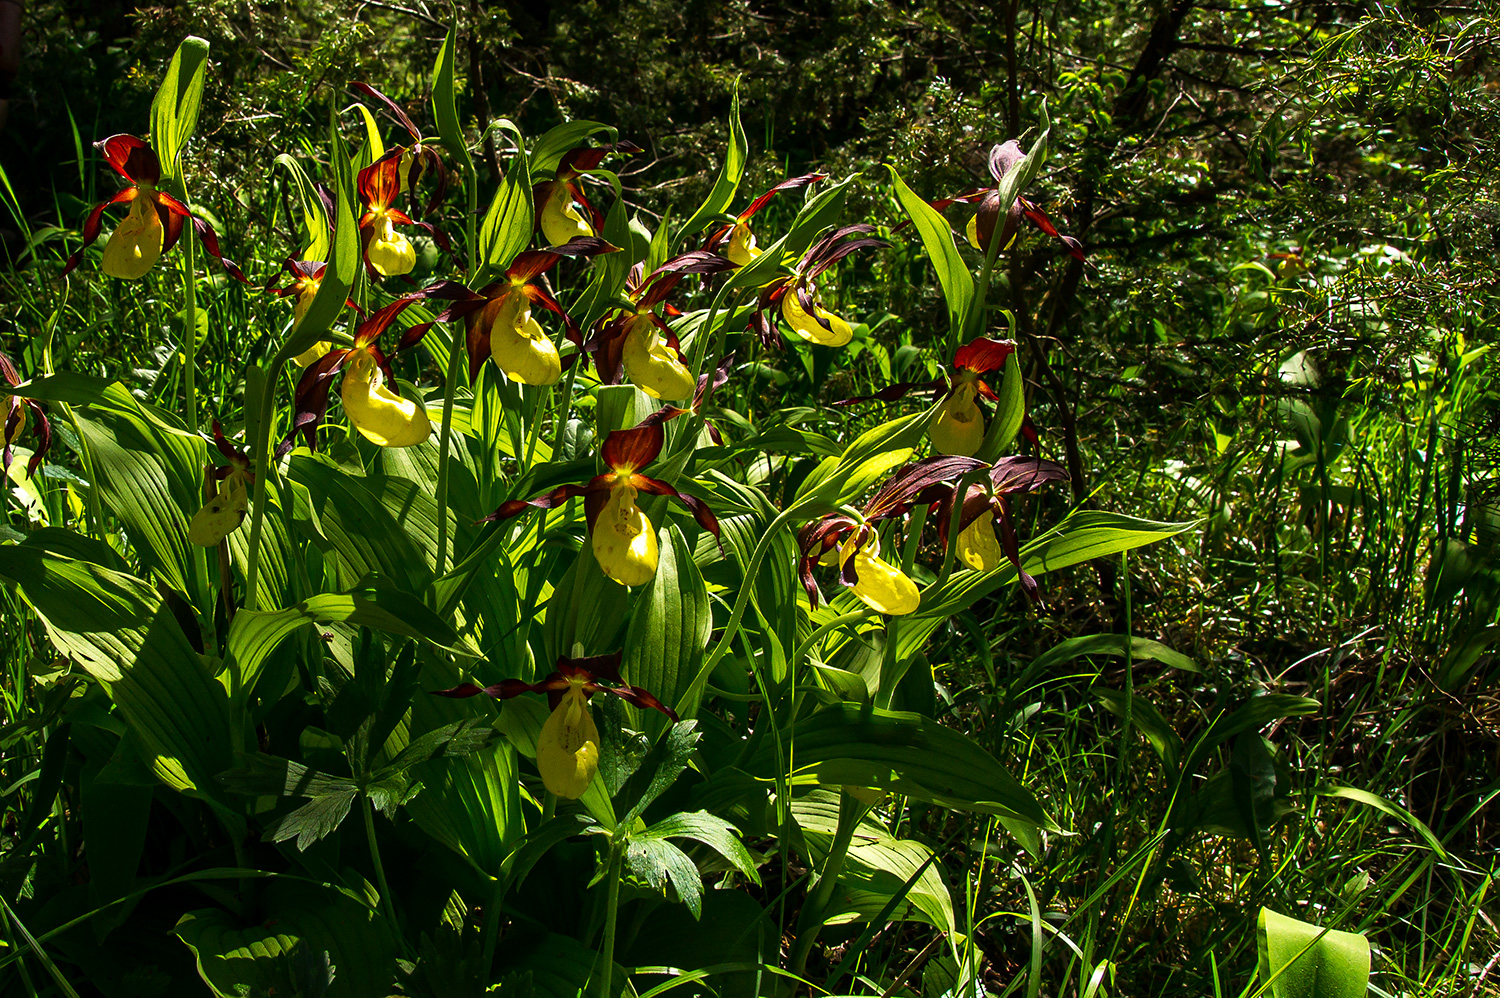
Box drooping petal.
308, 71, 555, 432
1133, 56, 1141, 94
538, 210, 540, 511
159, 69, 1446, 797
591, 482, 658, 587
60, 187, 137, 277
340, 350, 431, 447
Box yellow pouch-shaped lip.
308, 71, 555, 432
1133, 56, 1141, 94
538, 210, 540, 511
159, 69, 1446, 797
340, 352, 431, 447
536, 687, 601, 799
189, 471, 249, 547
540, 184, 593, 247
931, 383, 984, 456
102, 193, 164, 280
622, 318, 695, 400
592, 483, 659, 587
957, 510, 1004, 571
727, 221, 761, 267
489, 293, 562, 386
367, 213, 416, 277
840, 531, 920, 615
781, 290, 853, 347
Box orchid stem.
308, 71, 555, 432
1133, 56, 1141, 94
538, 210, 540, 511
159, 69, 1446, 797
789, 790, 867, 977
363, 794, 401, 940
597, 839, 624, 998
179, 177, 200, 435
433, 320, 465, 583
242, 355, 286, 613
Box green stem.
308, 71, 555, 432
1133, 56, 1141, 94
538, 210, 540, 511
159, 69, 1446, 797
479, 873, 506, 978
242, 356, 287, 612
597, 840, 624, 998
362, 795, 401, 935
179, 185, 200, 435
433, 320, 465, 582
789, 790, 867, 976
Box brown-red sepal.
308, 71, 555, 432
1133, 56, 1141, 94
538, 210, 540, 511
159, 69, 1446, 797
953, 337, 1016, 374
475, 483, 594, 525
739, 173, 827, 221
600, 424, 665, 472
99, 134, 160, 184
290, 348, 354, 450
834, 379, 944, 408
60, 188, 137, 277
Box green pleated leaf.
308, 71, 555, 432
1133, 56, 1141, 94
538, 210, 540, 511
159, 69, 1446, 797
479, 119, 531, 278
746, 703, 1051, 827
150, 36, 211, 181
227, 585, 477, 700
890, 165, 973, 342
431, 27, 473, 178
288, 453, 433, 594
74, 388, 206, 598
976, 352, 1025, 462
278, 104, 358, 364
1257, 908, 1370, 998
794, 790, 953, 932
176, 880, 398, 998
677, 79, 747, 242
543, 542, 631, 664
623, 525, 712, 728
899, 511, 1196, 660
0, 545, 232, 796
275, 153, 330, 261
791, 408, 936, 515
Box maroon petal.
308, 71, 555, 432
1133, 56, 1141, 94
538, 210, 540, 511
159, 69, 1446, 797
600, 424, 665, 472
739, 173, 826, 221
60, 188, 137, 277
99, 134, 159, 184
952, 337, 1016, 374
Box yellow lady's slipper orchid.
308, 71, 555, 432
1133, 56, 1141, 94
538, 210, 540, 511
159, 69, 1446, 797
592, 482, 659, 587
489, 291, 562, 386
1, 352, 52, 478
956, 509, 1004, 571
187, 422, 255, 547
366, 213, 416, 278
727, 221, 761, 267
62, 134, 245, 282
435, 652, 678, 800
931, 381, 984, 456
536, 680, 602, 799
340, 351, 431, 448
839, 530, 920, 616
480, 424, 720, 590
934, 140, 1084, 261
102, 189, 165, 279
539, 183, 594, 247
189, 469, 249, 547
357, 153, 422, 279
781, 288, 853, 347
621, 316, 695, 400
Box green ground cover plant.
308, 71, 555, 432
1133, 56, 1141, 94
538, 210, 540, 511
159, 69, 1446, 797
1, 3, 1497, 997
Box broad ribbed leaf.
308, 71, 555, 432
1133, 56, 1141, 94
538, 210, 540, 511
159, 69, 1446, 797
1257, 908, 1370, 998
623, 526, 712, 727
794, 790, 952, 932
150, 36, 210, 181
677, 80, 746, 240
431, 27, 473, 178
479, 119, 530, 276
746, 703, 1051, 826
976, 352, 1025, 461
890, 166, 973, 341
278, 105, 358, 363
176, 880, 397, 998
288, 454, 433, 593
0, 545, 231, 795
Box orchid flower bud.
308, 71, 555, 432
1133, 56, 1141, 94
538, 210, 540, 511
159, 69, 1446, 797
340, 351, 431, 448
621, 316, 695, 400
188, 469, 250, 546
727, 221, 762, 267
931, 381, 984, 456
540, 183, 593, 247
101, 189, 164, 280
536, 684, 601, 799
592, 482, 659, 587
489, 291, 562, 386
957, 509, 1004, 571
365, 212, 416, 277
839, 530, 920, 615
781, 288, 853, 347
